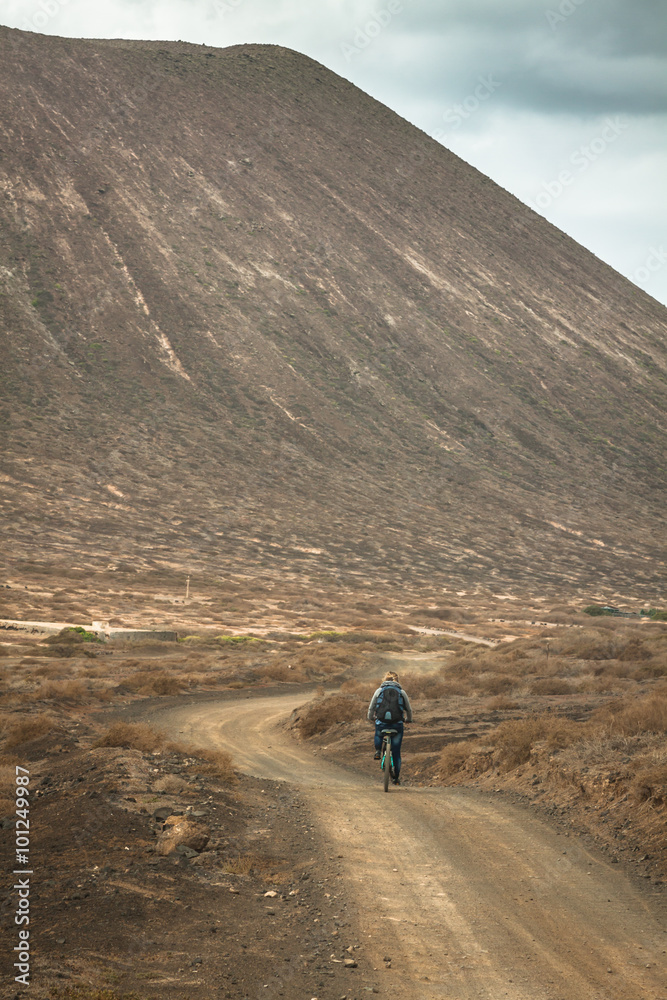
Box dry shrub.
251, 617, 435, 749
411, 607, 458, 621
478, 673, 517, 695
439, 741, 479, 777
2, 713, 56, 748
95, 687, 115, 703
544, 655, 585, 678
554, 632, 616, 660
530, 678, 575, 696
447, 651, 486, 678
495, 642, 530, 662
151, 673, 184, 695
340, 679, 379, 699
295, 694, 364, 738
94, 721, 164, 752
556, 629, 660, 664
258, 661, 307, 683
593, 660, 635, 679
492, 714, 580, 769
83, 664, 114, 678
633, 660, 667, 680
36, 679, 89, 703
354, 601, 386, 614
115, 658, 147, 671
595, 692, 667, 735
617, 639, 651, 662
487, 695, 520, 711
262, 644, 355, 682
30, 662, 68, 678
220, 852, 269, 875
188, 747, 235, 784
164, 741, 236, 783
401, 672, 469, 699
124, 671, 184, 695
632, 764, 667, 805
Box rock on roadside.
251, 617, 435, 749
156, 816, 211, 856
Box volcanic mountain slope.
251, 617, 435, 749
0, 27, 665, 601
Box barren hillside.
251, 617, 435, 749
1, 27, 665, 602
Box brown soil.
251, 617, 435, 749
0, 711, 365, 1000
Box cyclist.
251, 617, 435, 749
367, 671, 413, 785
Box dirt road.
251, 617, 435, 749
157, 693, 666, 999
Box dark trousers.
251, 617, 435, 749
374, 720, 404, 776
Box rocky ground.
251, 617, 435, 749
0, 714, 374, 1000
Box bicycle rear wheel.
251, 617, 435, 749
383, 736, 391, 792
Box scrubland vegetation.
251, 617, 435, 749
0, 626, 417, 715
1, 618, 665, 858
293, 625, 667, 816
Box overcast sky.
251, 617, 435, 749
4, 0, 667, 307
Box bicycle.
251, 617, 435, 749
380, 727, 398, 792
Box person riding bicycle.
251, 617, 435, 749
367, 671, 413, 785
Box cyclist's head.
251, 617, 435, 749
383, 671, 399, 684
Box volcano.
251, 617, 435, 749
1, 27, 665, 603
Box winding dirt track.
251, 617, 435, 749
157, 693, 666, 999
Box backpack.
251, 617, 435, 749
375, 684, 404, 723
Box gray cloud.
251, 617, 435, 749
351, 0, 667, 116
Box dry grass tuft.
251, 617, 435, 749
595, 692, 667, 735
124, 671, 184, 695
219, 852, 272, 876
438, 741, 479, 777
530, 677, 575, 696
30, 662, 69, 678
258, 661, 307, 683
93, 721, 165, 753
477, 673, 517, 695
340, 678, 379, 699
487, 695, 520, 711
632, 763, 667, 805
295, 693, 364, 738
492, 714, 579, 769
1, 712, 57, 748
175, 744, 237, 785
400, 671, 471, 699
36, 679, 89, 703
